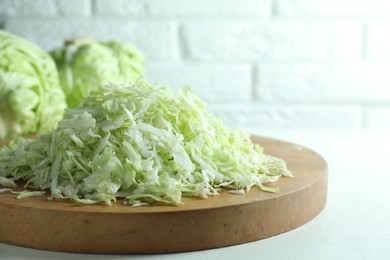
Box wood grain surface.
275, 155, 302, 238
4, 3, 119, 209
0, 136, 327, 254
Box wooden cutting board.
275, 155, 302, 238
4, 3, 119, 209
0, 136, 327, 254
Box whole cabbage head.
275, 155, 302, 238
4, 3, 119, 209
50, 38, 145, 108
0, 30, 66, 140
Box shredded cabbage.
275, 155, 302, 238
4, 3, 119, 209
0, 81, 292, 206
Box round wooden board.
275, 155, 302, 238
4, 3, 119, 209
0, 136, 327, 254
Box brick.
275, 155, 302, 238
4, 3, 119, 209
365, 107, 390, 128
208, 104, 362, 129
274, 0, 390, 17
0, 0, 90, 17
365, 21, 390, 60
3, 19, 177, 60
94, 0, 270, 17
145, 62, 252, 103
182, 20, 362, 62
256, 63, 390, 102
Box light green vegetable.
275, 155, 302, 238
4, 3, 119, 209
0, 81, 292, 206
50, 38, 145, 109
0, 30, 66, 140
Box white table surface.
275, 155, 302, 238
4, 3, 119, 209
1, 129, 390, 260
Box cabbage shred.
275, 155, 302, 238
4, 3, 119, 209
0, 81, 292, 206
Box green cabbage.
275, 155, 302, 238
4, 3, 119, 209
50, 38, 145, 109
0, 81, 292, 206
0, 30, 66, 140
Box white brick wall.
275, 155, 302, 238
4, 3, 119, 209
0, 0, 90, 17
256, 63, 390, 102
1, 0, 390, 130
366, 21, 390, 60
94, 0, 271, 17
182, 21, 362, 62
274, 0, 390, 17
146, 62, 252, 103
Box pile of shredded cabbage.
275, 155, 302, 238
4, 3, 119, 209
0, 81, 292, 206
